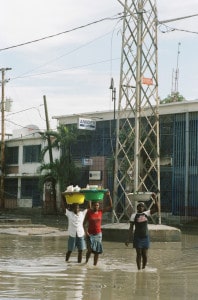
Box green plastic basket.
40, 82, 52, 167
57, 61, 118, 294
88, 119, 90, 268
81, 189, 107, 201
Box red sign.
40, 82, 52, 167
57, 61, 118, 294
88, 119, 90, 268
142, 77, 153, 85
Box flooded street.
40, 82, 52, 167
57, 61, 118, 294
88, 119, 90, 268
0, 229, 198, 300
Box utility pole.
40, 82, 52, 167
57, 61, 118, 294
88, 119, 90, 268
43, 95, 56, 212
43, 95, 53, 164
0, 67, 12, 208
113, 3, 197, 224
113, 0, 160, 223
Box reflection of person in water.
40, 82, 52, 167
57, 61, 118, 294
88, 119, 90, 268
125, 194, 159, 270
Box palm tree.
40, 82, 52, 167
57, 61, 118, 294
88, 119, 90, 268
38, 124, 80, 211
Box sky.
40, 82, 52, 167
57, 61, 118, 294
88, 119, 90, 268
0, 0, 197, 134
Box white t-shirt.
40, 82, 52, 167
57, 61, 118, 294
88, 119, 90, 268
65, 209, 87, 237
130, 210, 151, 222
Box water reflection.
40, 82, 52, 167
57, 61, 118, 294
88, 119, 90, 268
0, 232, 198, 299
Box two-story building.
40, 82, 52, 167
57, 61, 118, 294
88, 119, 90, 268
4, 124, 59, 211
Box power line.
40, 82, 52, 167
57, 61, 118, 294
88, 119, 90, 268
158, 13, 198, 24
5, 119, 34, 129
5, 105, 47, 131
6, 104, 44, 116
158, 13, 198, 34
9, 27, 122, 81
5, 118, 47, 131
10, 58, 120, 80
1, 12, 196, 53
5, 13, 197, 82
159, 24, 198, 35
0, 13, 124, 52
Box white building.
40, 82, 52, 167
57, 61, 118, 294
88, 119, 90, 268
4, 125, 59, 210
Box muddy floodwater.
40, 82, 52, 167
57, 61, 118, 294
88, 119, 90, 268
0, 228, 198, 300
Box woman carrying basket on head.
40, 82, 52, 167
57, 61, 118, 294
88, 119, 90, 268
125, 193, 159, 270
83, 190, 113, 266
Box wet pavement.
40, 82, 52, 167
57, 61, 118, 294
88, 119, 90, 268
0, 226, 198, 300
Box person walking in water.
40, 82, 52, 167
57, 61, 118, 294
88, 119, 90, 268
63, 200, 88, 263
125, 194, 159, 270
83, 190, 113, 266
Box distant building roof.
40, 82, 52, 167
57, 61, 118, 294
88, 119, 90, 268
11, 124, 41, 139
52, 99, 198, 125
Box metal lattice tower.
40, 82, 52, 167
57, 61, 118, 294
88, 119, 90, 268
113, 0, 160, 223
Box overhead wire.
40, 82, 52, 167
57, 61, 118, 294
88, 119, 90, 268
10, 58, 120, 80
5, 13, 124, 82
5, 118, 37, 129
158, 13, 198, 34
7, 12, 197, 83
0, 13, 125, 52
5, 118, 52, 132
10, 30, 119, 80
5, 105, 47, 131
3, 11, 197, 132
6, 105, 44, 116
159, 24, 198, 35
3, 14, 124, 132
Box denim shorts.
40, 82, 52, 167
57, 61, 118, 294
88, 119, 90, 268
68, 235, 86, 251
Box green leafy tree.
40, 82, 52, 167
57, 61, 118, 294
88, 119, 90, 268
160, 92, 185, 104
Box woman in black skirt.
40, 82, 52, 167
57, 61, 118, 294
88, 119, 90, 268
125, 194, 159, 270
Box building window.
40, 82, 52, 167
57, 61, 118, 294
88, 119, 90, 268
23, 145, 41, 163
21, 178, 40, 198
5, 178, 18, 199
6, 146, 19, 164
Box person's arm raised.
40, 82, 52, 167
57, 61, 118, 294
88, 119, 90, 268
102, 190, 113, 213
150, 193, 159, 215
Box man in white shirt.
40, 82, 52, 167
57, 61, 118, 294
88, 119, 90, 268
65, 203, 87, 263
